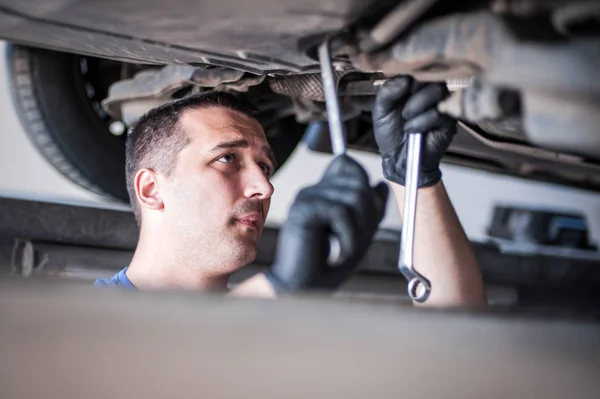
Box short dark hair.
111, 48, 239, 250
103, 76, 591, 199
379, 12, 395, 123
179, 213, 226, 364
125, 91, 258, 225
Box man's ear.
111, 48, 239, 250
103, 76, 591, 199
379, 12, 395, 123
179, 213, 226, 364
134, 168, 164, 212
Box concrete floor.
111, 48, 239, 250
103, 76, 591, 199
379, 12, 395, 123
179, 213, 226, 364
1, 40, 599, 245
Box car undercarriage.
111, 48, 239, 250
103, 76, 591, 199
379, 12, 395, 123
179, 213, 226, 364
1, 0, 599, 199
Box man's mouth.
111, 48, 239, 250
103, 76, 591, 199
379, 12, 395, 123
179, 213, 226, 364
236, 212, 262, 229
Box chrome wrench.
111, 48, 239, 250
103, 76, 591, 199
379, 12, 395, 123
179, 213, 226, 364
399, 132, 431, 303
318, 38, 346, 265
318, 39, 346, 156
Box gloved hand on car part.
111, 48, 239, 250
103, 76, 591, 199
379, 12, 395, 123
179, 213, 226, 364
372, 76, 456, 188
265, 154, 388, 292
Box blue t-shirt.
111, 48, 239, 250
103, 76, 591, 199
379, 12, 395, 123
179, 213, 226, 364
94, 267, 135, 288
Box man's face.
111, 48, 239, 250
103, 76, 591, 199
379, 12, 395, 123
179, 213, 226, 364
160, 107, 275, 274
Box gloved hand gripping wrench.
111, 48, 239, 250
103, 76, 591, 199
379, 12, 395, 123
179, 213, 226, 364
318, 38, 431, 302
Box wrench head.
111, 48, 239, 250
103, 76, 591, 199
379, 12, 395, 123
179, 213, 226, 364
399, 264, 431, 303
408, 277, 431, 303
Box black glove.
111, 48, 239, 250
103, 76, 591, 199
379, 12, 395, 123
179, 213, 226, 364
265, 154, 388, 292
372, 76, 457, 188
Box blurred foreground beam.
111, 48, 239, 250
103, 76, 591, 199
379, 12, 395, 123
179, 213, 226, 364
0, 283, 599, 399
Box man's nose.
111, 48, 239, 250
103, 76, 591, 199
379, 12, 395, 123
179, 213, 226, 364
243, 164, 274, 200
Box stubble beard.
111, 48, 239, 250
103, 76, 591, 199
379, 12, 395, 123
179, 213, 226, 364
222, 219, 259, 266
223, 199, 264, 268
169, 221, 256, 279
180, 200, 263, 276
187, 220, 259, 277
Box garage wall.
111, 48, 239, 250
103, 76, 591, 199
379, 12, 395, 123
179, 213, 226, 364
1, 41, 599, 245
269, 145, 600, 245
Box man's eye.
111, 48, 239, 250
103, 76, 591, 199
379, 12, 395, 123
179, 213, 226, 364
259, 163, 272, 176
217, 153, 235, 163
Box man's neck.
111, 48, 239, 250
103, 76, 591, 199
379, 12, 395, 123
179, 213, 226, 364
126, 261, 229, 291
126, 231, 229, 291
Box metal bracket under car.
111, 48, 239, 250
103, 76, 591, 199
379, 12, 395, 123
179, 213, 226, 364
102, 64, 264, 126
352, 10, 600, 161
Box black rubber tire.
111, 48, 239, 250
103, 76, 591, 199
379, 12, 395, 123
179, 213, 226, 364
6, 44, 129, 201
5, 44, 304, 203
